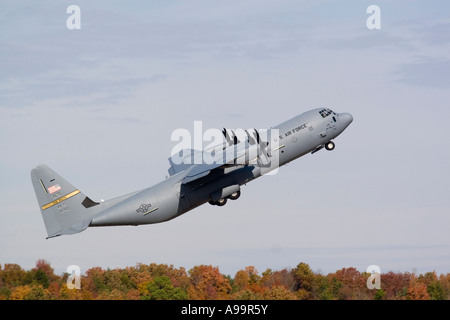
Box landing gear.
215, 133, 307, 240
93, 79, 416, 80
208, 190, 240, 206
209, 198, 227, 206
311, 141, 336, 154
229, 190, 241, 200
325, 141, 335, 151
216, 198, 227, 206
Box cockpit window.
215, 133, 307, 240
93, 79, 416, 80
319, 108, 333, 118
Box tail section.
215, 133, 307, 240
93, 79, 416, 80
31, 164, 101, 238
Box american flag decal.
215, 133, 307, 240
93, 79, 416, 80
48, 184, 61, 194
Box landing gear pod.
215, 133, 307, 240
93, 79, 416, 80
209, 185, 240, 206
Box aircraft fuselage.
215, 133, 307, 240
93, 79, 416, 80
89, 108, 353, 228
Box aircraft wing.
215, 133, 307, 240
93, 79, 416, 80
168, 140, 262, 184
181, 160, 225, 184
168, 149, 203, 177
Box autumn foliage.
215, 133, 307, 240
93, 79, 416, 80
0, 259, 448, 300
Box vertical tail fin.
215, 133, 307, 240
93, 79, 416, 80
31, 164, 101, 238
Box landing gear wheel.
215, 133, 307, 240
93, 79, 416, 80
325, 141, 335, 151
216, 198, 227, 206
229, 190, 241, 200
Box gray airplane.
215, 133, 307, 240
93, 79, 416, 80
31, 108, 353, 238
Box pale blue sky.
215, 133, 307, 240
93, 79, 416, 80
1, 1, 449, 277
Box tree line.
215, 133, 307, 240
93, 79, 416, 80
0, 260, 448, 300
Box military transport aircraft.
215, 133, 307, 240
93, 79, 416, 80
31, 108, 353, 238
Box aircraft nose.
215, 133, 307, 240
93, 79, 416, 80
339, 112, 353, 128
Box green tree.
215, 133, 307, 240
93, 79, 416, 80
427, 281, 446, 300
314, 274, 334, 300
34, 260, 57, 281
34, 269, 50, 289
142, 276, 187, 300
292, 262, 314, 299
374, 289, 386, 300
